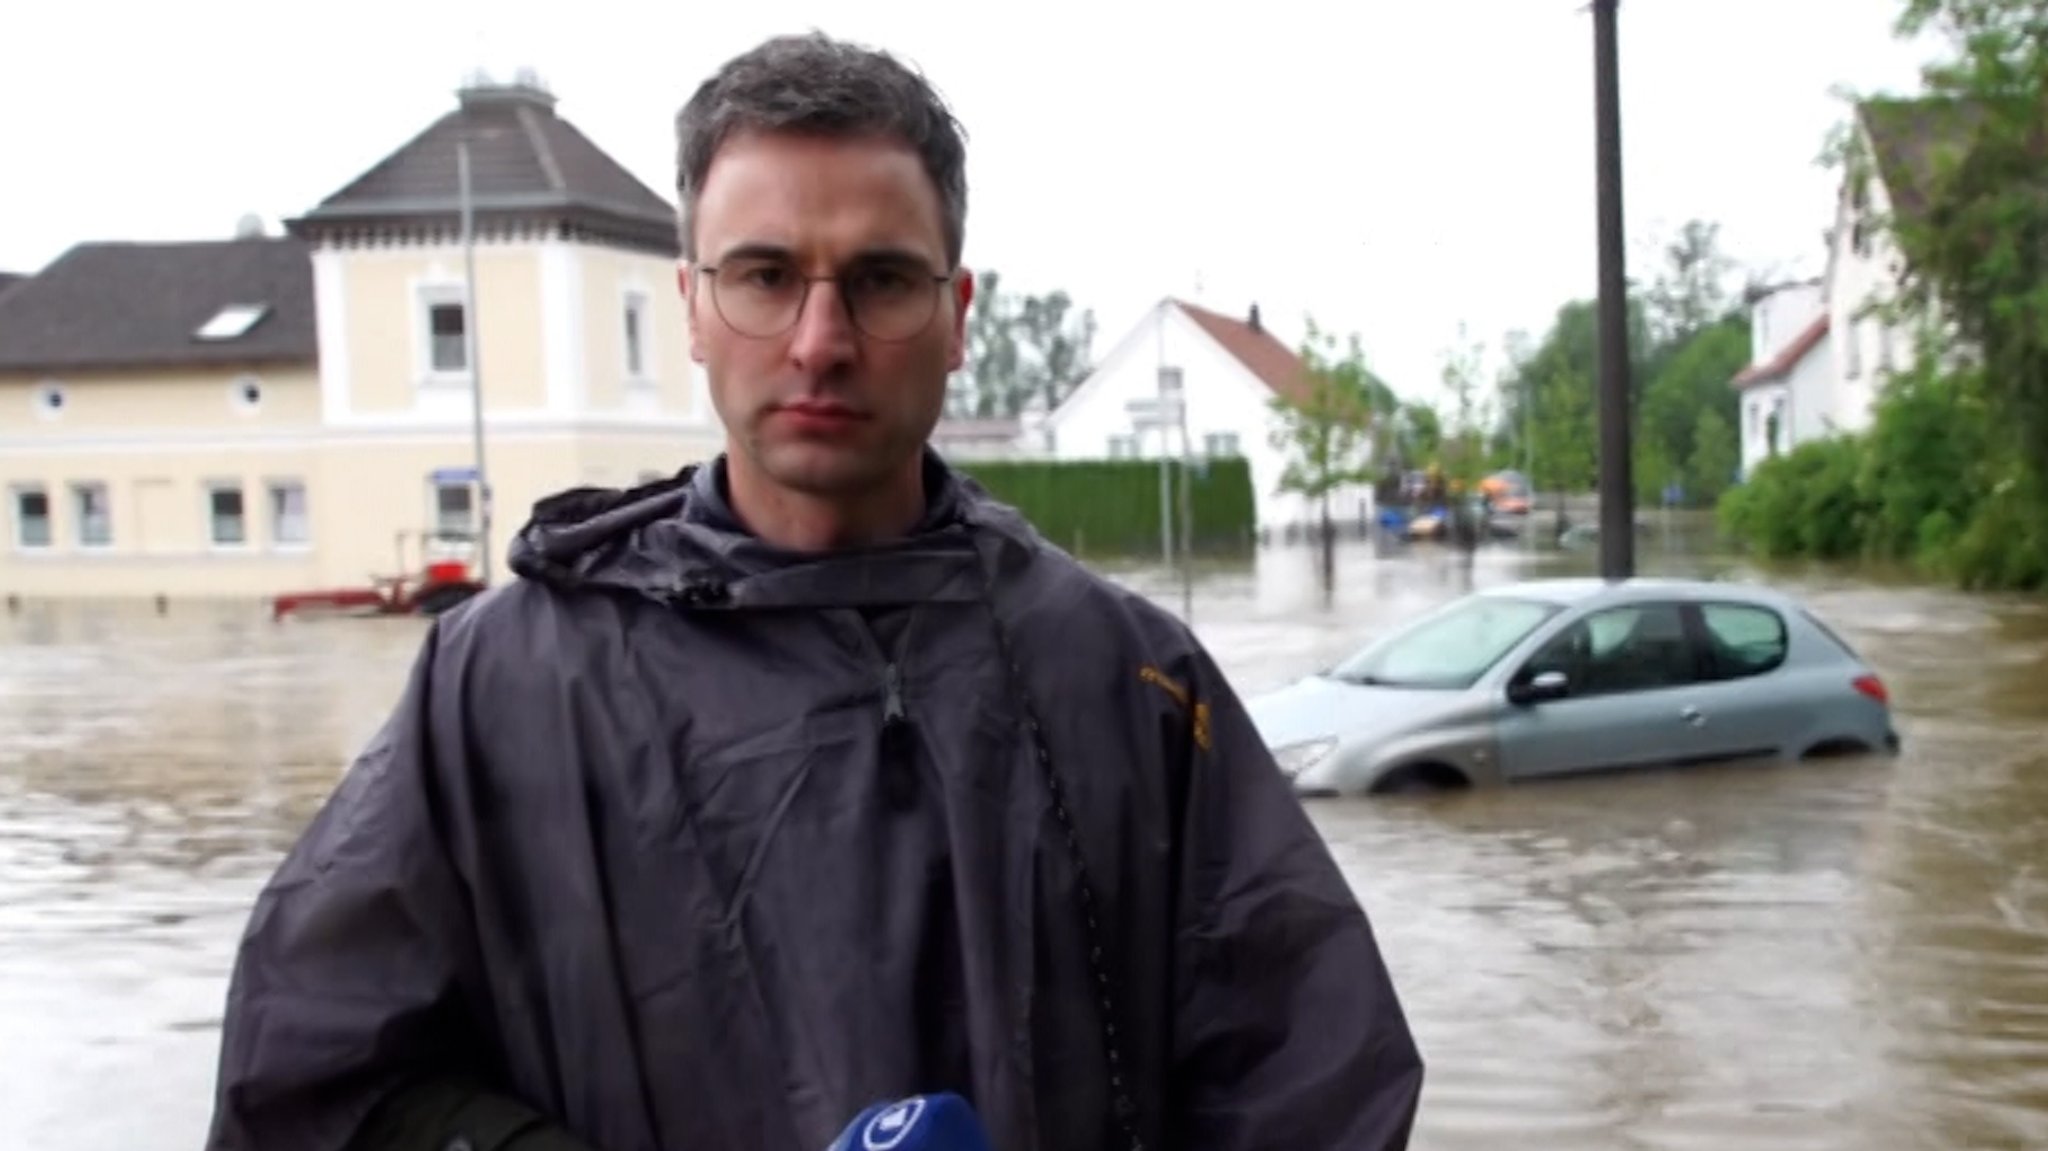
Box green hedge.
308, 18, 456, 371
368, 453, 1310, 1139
958, 457, 1256, 557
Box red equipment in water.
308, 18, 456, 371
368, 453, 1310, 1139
270, 531, 487, 622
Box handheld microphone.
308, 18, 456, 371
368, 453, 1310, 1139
824, 1092, 992, 1151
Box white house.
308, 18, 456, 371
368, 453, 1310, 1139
1731, 280, 1833, 478
1730, 97, 1966, 472
1033, 297, 1372, 537
930, 416, 1028, 460
1816, 98, 1934, 432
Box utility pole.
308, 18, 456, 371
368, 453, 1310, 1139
458, 137, 494, 585
1175, 392, 1195, 625
1592, 0, 1634, 579
1155, 309, 1174, 568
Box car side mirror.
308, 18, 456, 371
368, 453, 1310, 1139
1508, 669, 1570, 705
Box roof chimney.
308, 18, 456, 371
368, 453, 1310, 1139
457, 66, 558, 114
1247, 302, 1262, 332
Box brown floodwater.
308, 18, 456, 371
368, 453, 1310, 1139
3, 531, 2046, 1150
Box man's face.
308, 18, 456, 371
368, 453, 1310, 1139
681, 131, 973, 501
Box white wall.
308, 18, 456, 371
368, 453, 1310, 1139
1039, 301, 1355, 532
1826, 147, 1917, 435
1737, 327, 1834, 478
1752, 280, 1824, 366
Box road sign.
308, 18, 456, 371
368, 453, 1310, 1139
1124, 397, 1185, 428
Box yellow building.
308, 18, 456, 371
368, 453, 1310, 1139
0, 74, 721, 601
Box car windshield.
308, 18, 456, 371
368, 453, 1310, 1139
1327, 595, 1562, 689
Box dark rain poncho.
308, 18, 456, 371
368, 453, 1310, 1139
206, 456, 1423, 1151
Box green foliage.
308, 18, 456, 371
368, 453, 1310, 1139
958, 457, 1255, 557
1718, 438, 1871, 561
1686, 406, 1741, 507
1437, 324, 1493, 492
1723, 0, 2048, 592
1494, 218, 1745, 506
1716, 344, 2048, 590
945, 270, 1097, 419
1636, 315, 1750, 505
1267, 320, 1379, 508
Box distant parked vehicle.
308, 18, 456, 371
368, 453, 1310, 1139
1245, 577, 1900, 797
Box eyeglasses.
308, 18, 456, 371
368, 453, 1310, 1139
697, 255, 955, 342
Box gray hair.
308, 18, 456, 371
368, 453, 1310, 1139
674, 32, 969, 266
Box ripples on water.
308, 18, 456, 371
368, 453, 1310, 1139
4, 539, 2046, 1150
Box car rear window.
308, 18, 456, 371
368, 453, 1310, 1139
1698, 602, 1789, 679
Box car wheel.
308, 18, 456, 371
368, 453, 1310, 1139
1372, 763, 1472, 795
1800, 738, 1873, 760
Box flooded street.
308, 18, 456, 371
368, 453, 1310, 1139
5, 533, 2048, 1150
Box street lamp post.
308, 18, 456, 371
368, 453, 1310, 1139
458, 136, 494, 586
1593, 0, 1634, 580
1164, 368, 1195, 625
1126, 368, 1194, 626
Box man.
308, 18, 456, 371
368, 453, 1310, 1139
206, 31, 1423, 1151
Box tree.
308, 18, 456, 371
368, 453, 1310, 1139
1885, 0, 2048, 580
1685, 406, 1740, 506
946, 271, 1098, 419
1013, 291, 1096, 415
1715, 0, 2048, 590
1393, 402, 1443, 467
1641, 219, 1740, 348
1437, 325, 1493, 491
1494, 219, 1750, 507
1495, 300, 1606, 494
1437, 325, 1494, 553
1635, 315, 1749, 506
1270, 321, 1378, 576
951, 270, 1020, 418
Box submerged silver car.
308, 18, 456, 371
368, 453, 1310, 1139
1245, 577, 1901, 797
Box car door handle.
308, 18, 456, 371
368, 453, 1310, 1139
1679, 705, 1706, 727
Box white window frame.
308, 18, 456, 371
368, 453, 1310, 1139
203, 480, 249, 549
431, 478, 478, 542
416, 282, 472, 384
1107, 434, 1140, 460
70, 480, 112, 549
622, 288, 652, 383
266, 479, 311, 549
9, 484, 52, 550
1203, 431, 1242, 458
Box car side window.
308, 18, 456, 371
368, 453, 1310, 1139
1520, 602, 1700, 698
1697, 602, 1789, 680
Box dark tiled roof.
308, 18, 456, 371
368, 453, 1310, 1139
289, 79, 678, 256
0, 272, 23, 298
0, 238, 315, 373
1857, 96, 1985, 221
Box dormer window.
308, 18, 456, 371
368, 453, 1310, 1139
195, 303, 270, 341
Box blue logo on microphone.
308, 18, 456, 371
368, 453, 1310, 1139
825, 1091, 989, 1151
861, 1097, 927, 1149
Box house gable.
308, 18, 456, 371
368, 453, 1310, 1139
1733, 314, 1829, 391
1044, 298, 1302, 437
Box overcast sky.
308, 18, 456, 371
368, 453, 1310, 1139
4, 1, 1936, 401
